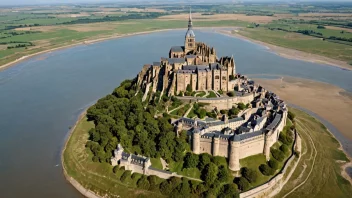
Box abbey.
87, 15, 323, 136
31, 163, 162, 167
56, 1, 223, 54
137, 10, 236, 97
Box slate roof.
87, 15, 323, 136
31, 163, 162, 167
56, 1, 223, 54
233, 130, 264, 142
170, 46, 184, 53
168, 58, 185, 64
153, 62, 161, 66
266, 113, 282, 130
186, 55, 197, 58
182, 65, 209, 71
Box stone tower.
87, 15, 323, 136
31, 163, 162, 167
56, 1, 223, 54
212, 135, 220, 156
192, 130, 200, 154
185, 8, 196, 54
229, 138, 240, 171
264, 133, 272, 161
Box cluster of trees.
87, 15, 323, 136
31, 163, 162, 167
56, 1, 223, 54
62, 12, 166, 25
192, 103, 207, 119
259, 126, 294, 176
220, 103, 246, 118
234, 167, 258, 191
85, 79, 189, 163
7, 42, 34, 49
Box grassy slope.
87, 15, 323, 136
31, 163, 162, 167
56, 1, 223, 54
238, 27, 352, 63
274, 108, 352, 198
62, 116, 164, 198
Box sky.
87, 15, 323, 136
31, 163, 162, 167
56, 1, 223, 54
0, 0, 351, 6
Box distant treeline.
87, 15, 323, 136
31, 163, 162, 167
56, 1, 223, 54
6, 42, 34, 49
61, 12, 167, 25
269, 27, 352, 45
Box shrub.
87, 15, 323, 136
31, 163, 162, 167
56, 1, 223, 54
217, 165, 230, 183
237, 103, 246, 110
241, 167, 258, 183
131, 172, 140, 179
113, 165, 119, 173
271, 148, 285, 162
288, 111, 295, 121
201, 163, 218, 186
219, 183, 239, 198
280, 144, 290, 155
259, 164, 273, 176
227, 91, 235, 97
120, 170, 131, 182
294, 151, 300, 158
234, 177, 250, 191
183, 152, 199, 168
137, 176, 150, 190
268, 159, 279, 170
92, 156, 99, 162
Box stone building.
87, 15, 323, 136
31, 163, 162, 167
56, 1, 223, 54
137, 10, 236, 98
173, 91, 288, 172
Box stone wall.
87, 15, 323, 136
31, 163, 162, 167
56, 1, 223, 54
240, 130, 301, 198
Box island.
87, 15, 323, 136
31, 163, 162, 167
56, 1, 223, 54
62, 11, 352, 198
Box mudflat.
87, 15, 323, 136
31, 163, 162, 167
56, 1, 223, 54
254, 76, 352, 140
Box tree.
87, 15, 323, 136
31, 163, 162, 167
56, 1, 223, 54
288, 111, 295, 121
113, 165, 119, 173
271, 148, 285, 162
183, 152, 199, 168
280, 144, 289, 155
237, 103, 246, 110
217, 165, 230, 183
219, 183, 239, 198
120, 170, 131, 182
259, 164, 273, 176
198, 153, 211, 170
268, 159, 279, 170
148, 175, 160, 191
241, 167, 258, 184
159, 180, 173, 195
201, 162, 218, 185
186, 84, 192, 92
228, 91, 235, 97
137, 175, 150, 190
212, 156, 225, 166
176, 178, 191, 196
199, 108, 207, 119
234, 177, 250, 191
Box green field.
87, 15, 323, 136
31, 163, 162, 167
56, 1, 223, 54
238, 27, 352, 63
274, 108, 352, 198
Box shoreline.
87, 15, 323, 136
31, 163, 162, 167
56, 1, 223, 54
218, 30, 352, 71
1, 26, 351, 72
61, 110, 104, 198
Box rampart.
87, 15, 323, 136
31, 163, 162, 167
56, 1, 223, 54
240, 130, 301, 198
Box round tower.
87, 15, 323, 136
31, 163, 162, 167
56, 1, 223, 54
212, 136, 220, 156
229, 138, 240, 171
192, 131, 200, 154
264, 133, 272, 161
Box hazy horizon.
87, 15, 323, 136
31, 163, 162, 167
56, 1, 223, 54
1, 0, 352, 6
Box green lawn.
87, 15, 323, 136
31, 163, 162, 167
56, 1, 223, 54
168, 161, 201, 179
150, 158, 163, 170
206, 91, 217, 98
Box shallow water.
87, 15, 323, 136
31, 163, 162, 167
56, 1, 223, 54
0, 29, 351, 197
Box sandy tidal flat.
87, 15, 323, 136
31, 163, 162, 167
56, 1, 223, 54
254, 76, 352, 140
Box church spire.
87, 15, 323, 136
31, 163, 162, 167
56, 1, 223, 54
188, 7, 193, 30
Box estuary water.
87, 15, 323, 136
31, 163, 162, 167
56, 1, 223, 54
0, 29, 351, 197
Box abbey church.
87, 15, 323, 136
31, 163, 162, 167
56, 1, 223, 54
137, 10, 236, 96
